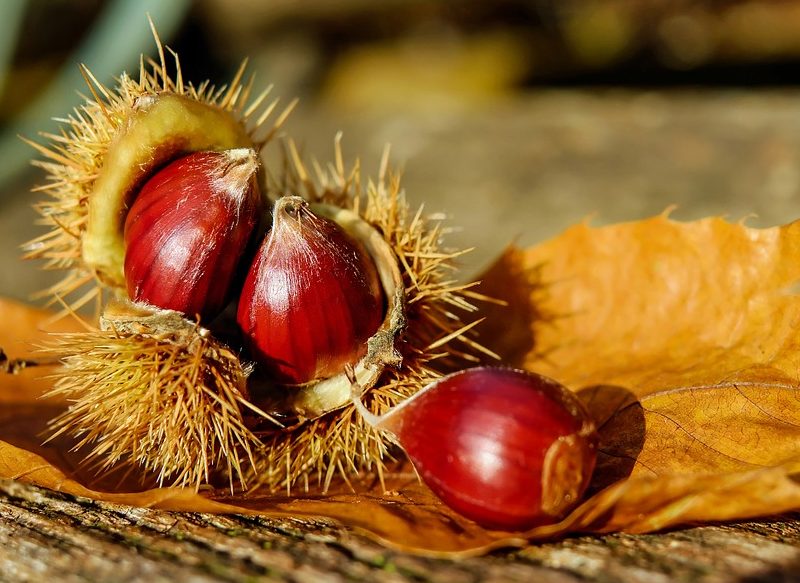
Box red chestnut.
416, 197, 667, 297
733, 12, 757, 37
237, 196, 384, 385
124, 149, 262, 320
352, 367, 598, 531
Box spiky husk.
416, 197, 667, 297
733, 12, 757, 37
248, 140, 499, 493
24, 26, 293, 317
27, 28, 495, 494
45, 318, 265, 490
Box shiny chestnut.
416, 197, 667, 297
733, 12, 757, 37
237, 196, 384, 385
352, 367, 598, 531
123, 149, 262, 320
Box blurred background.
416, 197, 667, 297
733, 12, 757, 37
3, 0, 800, 301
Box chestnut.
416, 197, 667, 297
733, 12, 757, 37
351, 367, 598, 531
123, 148, 262, 320
237, 196, 385, 385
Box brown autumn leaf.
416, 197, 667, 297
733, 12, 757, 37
2, 213, 800, 556
477, 214, 800, 526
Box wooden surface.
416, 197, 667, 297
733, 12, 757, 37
1, 479, 799, 582
4, 91, 800, 581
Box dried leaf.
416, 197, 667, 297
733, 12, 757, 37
3, 214, 800, 556
477, 214, 800, 531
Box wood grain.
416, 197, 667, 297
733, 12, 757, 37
1, 479, 799, 582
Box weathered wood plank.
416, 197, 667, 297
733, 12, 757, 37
1, 479, 799, 582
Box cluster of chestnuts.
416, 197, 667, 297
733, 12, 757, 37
122, 148, 598, 529
124, 148, 386, 387
27, 33, 598, 531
